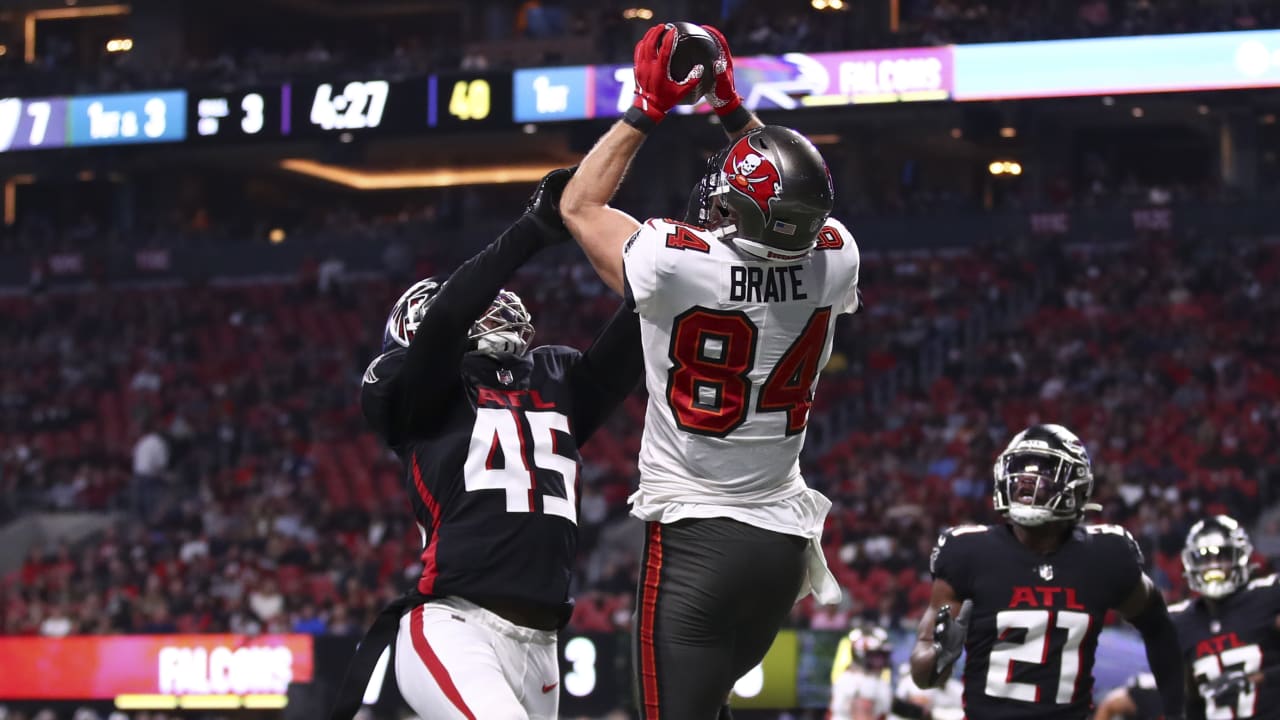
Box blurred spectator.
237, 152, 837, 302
130, 422, 169, 520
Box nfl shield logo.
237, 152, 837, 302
1037, 564, 1054, 581
497, 369, 514, 385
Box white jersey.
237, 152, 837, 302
622, 217, 860, 603
830, 668, 893, 720
891, 667, 964, 720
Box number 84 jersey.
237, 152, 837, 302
929, 523, 1147, 720
1169, 575, 1280, 719
622, 217, 860, 512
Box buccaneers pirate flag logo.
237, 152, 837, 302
722, 136, 782, 215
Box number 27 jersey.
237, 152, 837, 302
622, 217, 860, 503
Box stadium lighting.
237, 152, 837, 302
0, 45, 7, 57
950, 127, 962, 139
1131, 106, 1144, 118
811, 0, 828, 9
105, 37, 133, 53
829, 0, 845, 8
999, 126, 1017, 138
989, 161, 1022, 176
268, 228, 286, 244
279, 159, 568, 190
622, 8, 654, 19
1197, 104, 1210, 115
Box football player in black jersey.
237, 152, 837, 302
330, 168, 643, 720
1171, 515, 1280, 720
909, 424, 1186, 720
1094, 673, 1164, 720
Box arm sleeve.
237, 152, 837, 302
621, 221, 665, 314
822, 218, 862, 315
569, 302, 642, 444
929, 529, 971, 598
360, 349, 407, 447
396, 215, 549, 433
1112, 528, 1147, 605
1130, 590, 1188, 717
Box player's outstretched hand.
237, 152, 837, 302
525, 166, 577, 244
701, 25, 744, 116
933, 599, 972, 679
628, 24, 704, 129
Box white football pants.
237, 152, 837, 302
395, 596, 560, 720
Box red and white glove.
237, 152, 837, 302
701, 24, 745, 117
625, 24, 705, 132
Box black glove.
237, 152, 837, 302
524, 167, 576, 243
1205, 670, 1249, 711
932, 599, 972, 683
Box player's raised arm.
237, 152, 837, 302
560, 24, 703, 296
395, 168, 574, 429
700, 25, 764, 140
1117, 575, 1188, 720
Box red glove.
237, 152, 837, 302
626, 24, 705, 132
701, 24, 744, 116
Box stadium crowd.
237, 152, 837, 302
3, 215, 1277, 637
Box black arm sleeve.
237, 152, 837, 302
1131, 591, 1188, 717
395, 215, 549, 432
1187, 673, 1207, 720
569, 302, 642, 444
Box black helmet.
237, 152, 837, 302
993, 424, 1099, 526
1182, 515, 1253, 599
685, 125, 834, 261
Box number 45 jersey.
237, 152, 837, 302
929, 523, 1147, 720
1170, 575, 1280, 719
362, 344, 616, 617
622, 217, 859, 507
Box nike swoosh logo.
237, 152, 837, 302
541, 682, 557, 693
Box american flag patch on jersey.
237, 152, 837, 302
773, 220, 797, 235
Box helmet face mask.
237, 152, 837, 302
1182, 516, 1252, 599
384, 279, 534, 357
471, 289, 534, 356
993, 424, 1097, 527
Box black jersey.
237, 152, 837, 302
359, 214, 642, 621
1124, 673, 1164, 720
363, 343, 625, 615
929, 523, 1146, 720
1170, 575, 1280, 719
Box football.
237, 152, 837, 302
664, 21, 719, 105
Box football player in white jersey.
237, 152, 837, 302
560, 22, 858, 719
831, 626, 894, 720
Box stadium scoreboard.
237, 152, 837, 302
429, 71, 514, 129
2, 29, 1278, 153
188, 86, 290, 141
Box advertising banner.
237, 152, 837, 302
953, 29, 1280, 100
0, 634, 313, 703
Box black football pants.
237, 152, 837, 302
632, 516, 807, 719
